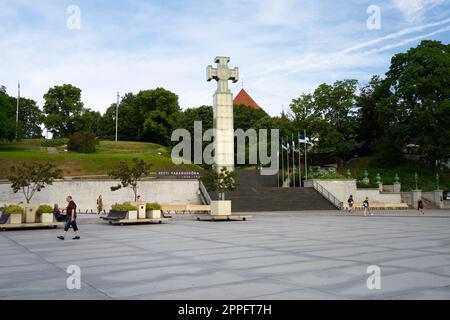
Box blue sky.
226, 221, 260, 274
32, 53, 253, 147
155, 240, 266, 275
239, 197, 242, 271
1, 0, 449, 116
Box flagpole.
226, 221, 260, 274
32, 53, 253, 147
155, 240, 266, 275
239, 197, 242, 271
291, 133, 295, 188
286, 137, 289, 186
304, 129, 308, 181
277, 149, 280, 188
298, 132, 302, 188
281, 138, 284, 187
16, 82, 20, 140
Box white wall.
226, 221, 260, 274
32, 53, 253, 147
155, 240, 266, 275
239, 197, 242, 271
313, 180, 402, 203
0, 180, 201, 212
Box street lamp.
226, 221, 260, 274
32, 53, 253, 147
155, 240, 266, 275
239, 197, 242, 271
414, 172, 418, 190
436, 173, 440, 190
115, 91, 120, 142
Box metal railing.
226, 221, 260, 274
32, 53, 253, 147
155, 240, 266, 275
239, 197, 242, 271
312, 180, 343, 210
199, 180, 212, 205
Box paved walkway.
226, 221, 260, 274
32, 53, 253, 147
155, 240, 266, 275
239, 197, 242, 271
1, 210, 450, 300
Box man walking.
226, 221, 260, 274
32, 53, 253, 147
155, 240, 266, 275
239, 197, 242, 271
58, 196, 80, 240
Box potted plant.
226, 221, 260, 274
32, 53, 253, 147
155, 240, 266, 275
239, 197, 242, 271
146, 203, 162, 219
111, 203, 138, 220
37, 205, 54, 223
4, 205, 24, 224
201, 167, 237, 216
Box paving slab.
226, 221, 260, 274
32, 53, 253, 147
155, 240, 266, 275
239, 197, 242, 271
1, 209, 449, 300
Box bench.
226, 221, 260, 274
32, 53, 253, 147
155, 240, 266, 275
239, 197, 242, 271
343, 202, 409, 211
0, 212, 9, 225
100, 210, 170, 226
161, 204, 211, 215
100, 210, 128, 221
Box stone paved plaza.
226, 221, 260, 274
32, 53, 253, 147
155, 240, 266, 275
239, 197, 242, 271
1, 210, 450, 300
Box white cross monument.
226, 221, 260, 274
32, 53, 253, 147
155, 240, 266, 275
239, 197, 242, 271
206, 56, 239, 172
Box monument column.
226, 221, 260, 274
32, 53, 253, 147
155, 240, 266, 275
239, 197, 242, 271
207, 56, 239, 172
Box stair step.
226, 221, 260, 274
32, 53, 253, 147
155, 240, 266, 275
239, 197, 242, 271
208, 170, 337, 212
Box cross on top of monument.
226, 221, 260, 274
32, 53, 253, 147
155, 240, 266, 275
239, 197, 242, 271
206, 56, 239, 93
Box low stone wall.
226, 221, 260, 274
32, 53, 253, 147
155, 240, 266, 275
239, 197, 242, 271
0, 179, 202, 212
402, 190, 446, 208
312, 179, 402, 204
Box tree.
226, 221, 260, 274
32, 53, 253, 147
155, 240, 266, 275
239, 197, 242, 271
114, 92, 142, 141
74, 108, 102, 135
380, 40, 450, 170
290, 80, 359, 159
8, 96, 43, 138
234, 104, 268, 131
137, 88, 181, 145
176, 105, 213, 135
109, 158, 152, 202
8, 162, 63, 204
0, 91, 15, 141
201, 167, 237, 200
42, 84, 84, 138
356, 76, 383, 155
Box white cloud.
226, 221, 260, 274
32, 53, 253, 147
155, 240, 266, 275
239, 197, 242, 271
0, 0, 449, 117
393, 0, 448, 22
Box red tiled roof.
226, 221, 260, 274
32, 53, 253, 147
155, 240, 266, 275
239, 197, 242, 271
233, 89, 262, 110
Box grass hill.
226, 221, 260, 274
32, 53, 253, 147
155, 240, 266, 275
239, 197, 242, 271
0, 139, 199, 179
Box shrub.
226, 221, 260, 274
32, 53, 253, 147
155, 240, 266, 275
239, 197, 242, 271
68, 132, 97, 153
111, 204, 138, 211
146, 203, 161, 211
356, 181, 380, 189
37, 205, 53, 215
41, 138, 68, 147
4, 205, 24, 215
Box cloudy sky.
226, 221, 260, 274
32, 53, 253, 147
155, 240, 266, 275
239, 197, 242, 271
1, 0, 449, 116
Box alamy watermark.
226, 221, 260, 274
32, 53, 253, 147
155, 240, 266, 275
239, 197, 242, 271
366, 265, 381, 290
367, 5, 381, 30
171, 121, 279, 175
66, 5, 81, 30
66, 265, 81, 290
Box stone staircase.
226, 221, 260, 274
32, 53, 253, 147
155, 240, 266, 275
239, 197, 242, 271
210, 170, 337, 212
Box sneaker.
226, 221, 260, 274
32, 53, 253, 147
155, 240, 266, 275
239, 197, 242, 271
72, 236, 81, 240
57, 236, 64, 240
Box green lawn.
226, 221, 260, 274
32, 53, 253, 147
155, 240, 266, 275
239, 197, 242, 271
340, 156, 450, 192
0, 140, 199, 179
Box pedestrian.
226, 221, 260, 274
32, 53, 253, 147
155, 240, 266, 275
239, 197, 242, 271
96, 195, 103, 215
347, 195, 354, 213
137, 195, 143, 202
57, 196, 80, 240
418, 198, 424, 215
363, 197, 372, 216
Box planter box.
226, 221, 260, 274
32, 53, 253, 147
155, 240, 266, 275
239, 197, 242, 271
146, 210, 161, 219
39, 213, 54, 224
126, 210, 138, 220
211, 200, 232, 216
9, 214, 22, 225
